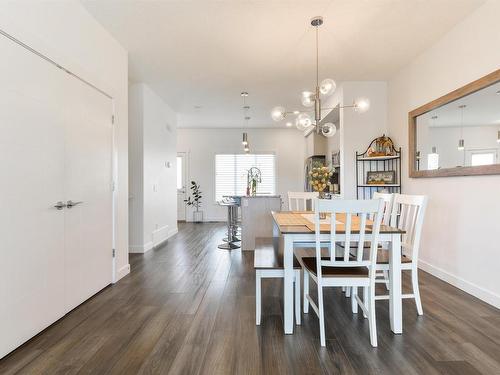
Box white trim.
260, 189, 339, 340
152, 225, 170, 247
115, 264, 130, 282
129, 241, 153, 253
418, 259, 500, 309
129, 227, 178, 254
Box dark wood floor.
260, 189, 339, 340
1, 222, 499, 374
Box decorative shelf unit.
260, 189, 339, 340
356, 137, 401, 199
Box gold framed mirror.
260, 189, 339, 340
409, 69, 500, 178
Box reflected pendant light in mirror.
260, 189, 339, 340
458, 104, 466, 150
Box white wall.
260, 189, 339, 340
0, 0, 130, 281
387, 0, 500, 307
177, 128, 305, 221
323, 82, 388, 199
129, 84, 178, 252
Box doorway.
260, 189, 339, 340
177, 152, 188, 221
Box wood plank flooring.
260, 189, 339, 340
1, 222, 499, 374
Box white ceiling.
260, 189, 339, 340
81, 0, 485, 128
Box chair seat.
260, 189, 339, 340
254, 237, 301, 269
301, 256, 369, 278
377, 252, 412, 264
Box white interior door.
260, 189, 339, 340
0, 36, 66, 357
0, 35, 113, 358
177, 152, 187, 221
63, 74, 113, 311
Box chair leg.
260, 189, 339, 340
318, 284, 326, 347
383, 270, 390, 290
303, 270, 309, 314
368, 286, 378, 347
412, 268, 424, 316
256, 271, 261, 325
351, 287, 358, 314
294, 271, 301, 325
362, 286, 368, 319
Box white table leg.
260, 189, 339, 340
283, 235, 294, 334
389, 233, 403, 334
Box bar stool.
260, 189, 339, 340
218, 199, 240, 250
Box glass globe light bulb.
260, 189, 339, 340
354, 97, 370, 113
271, 106, 286, 121
320, 79, 336, 96
295, 113, 312, 130
301, 91, 314, 107
322, 123, 336, 137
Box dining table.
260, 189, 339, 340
271, 211, 406, 335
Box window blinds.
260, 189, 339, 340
215, 154, 276, 201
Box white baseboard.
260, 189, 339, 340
115, 264, 130, 282
129, 226, 179, 254
152, 225, 170, 247
419, 259, 500, 309
129, 241, 153, 253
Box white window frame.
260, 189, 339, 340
466, 148, 498, 167
214, 152, 277, 202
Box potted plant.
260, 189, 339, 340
184, 181, 203, 223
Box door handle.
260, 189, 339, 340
66, 200, 83, 209
54, 201, 66, 210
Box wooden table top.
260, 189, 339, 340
272, 211, 405, 235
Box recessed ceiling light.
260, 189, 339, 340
496, 90, 500, 95
241, 92, 249, 97
286, 122, 292, 127
194, 105, 202, 109
431, 115, 438, 119
245, 116, 251, 120
243, 105, 250, 110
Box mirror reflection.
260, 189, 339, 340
415, 81, 500, 171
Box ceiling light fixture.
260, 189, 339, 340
271, 16, 370, 137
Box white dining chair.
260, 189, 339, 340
300, 198, 385, 347
288, 191, 319, 211
374, 194, 428, 315
372, 191, 394, 289
372, 191, 394, 226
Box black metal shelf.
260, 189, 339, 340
356, 136, 402, 199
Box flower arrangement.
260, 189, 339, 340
309, 163, 334, 193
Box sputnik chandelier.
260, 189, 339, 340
271, 16, 370, 137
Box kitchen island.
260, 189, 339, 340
239, 195, 281, 250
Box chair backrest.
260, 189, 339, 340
314, 198, 385, 281
389, 194, 428, 261
372, 192, 394, 226
288, 191, 319, 211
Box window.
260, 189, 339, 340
471, 152, 495, 166
215, 154, 276, 201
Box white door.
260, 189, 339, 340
177, 152, 187, 221
0, 36, 66, 357
63, 72, 113, 311
0, 35, 113, 358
